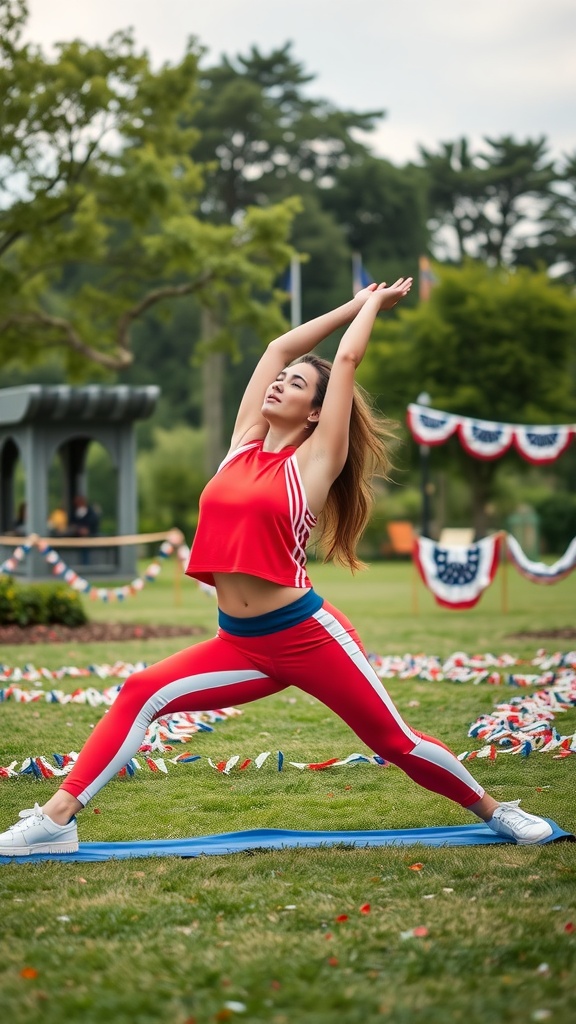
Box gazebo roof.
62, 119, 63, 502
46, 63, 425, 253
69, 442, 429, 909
0, 385, 159, 426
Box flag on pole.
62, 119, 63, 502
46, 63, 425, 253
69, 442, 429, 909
281, 257, 302, 328
418, 256, 437, 302
352, 253, 374, 295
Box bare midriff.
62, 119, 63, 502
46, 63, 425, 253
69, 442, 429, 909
212, 572, 310, 618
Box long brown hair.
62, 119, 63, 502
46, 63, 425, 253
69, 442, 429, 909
299, 354, 397, 572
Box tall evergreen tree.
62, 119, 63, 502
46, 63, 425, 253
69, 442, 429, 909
419, 136, 557, 266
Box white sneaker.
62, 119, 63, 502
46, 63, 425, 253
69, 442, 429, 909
487, 800, 553, 845
0, 803, 79, 855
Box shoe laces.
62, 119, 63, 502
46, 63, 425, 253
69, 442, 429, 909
497, 800, 521, 814
10, 803, 44, 831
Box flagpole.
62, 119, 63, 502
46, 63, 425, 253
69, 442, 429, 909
500, 531, 508, 614
412, 555, 419, 615
352, 253, 361, 295
290, 256, 301, 328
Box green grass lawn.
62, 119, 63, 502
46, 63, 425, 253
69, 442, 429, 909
1, 560, 575, 1024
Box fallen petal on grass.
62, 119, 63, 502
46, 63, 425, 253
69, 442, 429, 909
400, 926, 429, 940
20, 967, 38, 979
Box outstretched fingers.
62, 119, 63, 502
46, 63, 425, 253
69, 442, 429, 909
376, 276, 413, 308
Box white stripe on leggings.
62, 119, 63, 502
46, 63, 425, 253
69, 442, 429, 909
409, 739, 485, 798
312, 606, 418, 745
77, 668, 267, 805
313, 606, 484, 798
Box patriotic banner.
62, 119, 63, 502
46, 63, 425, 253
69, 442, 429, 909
458, 418, 514, 461
414, 534, 501, 609
406, 404, 460, 446
506, 534, 576, 585
513, 424, 574, 465
406, 403, 576, 465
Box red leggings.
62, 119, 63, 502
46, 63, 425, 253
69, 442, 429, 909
61, 601, 484, 808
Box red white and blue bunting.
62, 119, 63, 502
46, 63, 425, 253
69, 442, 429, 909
506, 534, 576, 585
3, 650, 575, 690
458, 671, 576, 760
407, 403, 576, 464
414, 534, 501, 609
0, 533, 190, 602
414, 533, 576, 607
3, 652, 575, 779
0, 749, 390, 780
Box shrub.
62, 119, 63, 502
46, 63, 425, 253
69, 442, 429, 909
0, 577, 88, 627
535, 493, 576, 554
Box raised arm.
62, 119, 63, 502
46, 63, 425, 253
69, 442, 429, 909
297, 278, 413, 510
229, 287, 379, 451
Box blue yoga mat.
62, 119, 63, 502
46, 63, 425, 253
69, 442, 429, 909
1, 820, 572, 863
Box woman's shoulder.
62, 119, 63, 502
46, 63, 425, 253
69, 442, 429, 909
218, 439, 263, 472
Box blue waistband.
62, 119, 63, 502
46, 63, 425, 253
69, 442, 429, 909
218, 589, 324, 637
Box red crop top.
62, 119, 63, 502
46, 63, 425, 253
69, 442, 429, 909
185, 440, 317, 588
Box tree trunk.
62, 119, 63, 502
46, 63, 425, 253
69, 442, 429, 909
465, 457, 497, 539
201, 308, 225, 476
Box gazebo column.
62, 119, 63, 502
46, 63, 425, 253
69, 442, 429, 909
22, 426, 50, 580
116, 428, 137, 576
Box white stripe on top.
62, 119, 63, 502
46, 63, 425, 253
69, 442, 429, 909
285, 454, 317, 587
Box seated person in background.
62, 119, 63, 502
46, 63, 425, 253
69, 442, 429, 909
69, 495, 100, 537
47, 507, 68, 537
9, 501, 27, 536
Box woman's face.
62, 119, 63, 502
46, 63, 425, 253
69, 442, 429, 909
262, 362, 321, 426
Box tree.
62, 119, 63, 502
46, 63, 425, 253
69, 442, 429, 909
359, 263, 576, 536
419, 136, 557, 266
517, 151, 576, 284
190, 42, 384, 221
321, 154, 428, 293
0, 2, 298, 378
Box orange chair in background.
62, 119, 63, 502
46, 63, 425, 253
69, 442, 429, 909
382, 520, 417, 558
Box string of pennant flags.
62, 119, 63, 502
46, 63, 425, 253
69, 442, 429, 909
2, 652, 575, 780
407, 402, 576, 464
0, 533, 191, 601
2, 649, 575, 690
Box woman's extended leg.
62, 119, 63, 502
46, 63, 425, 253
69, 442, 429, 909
0, 633, 284, 854
266, 603, 552, 842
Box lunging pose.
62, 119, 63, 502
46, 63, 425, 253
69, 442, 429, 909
0, 278, 553, 854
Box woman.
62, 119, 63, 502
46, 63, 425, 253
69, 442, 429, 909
0, 279, 552, 855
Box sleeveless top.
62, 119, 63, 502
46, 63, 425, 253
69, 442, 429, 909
185, 440, 318, 588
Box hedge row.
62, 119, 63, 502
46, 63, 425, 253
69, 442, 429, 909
0, 576, 88, 627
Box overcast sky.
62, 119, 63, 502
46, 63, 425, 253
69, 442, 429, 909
26, 0, 576, 165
